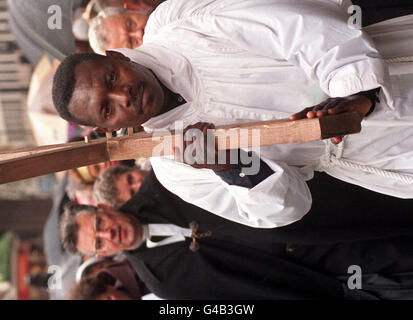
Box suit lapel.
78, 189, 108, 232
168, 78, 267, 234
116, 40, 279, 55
126, 252, 161, 287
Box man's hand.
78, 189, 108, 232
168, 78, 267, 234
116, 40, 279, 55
174, 122, 236, 172
290, 94, 372, 144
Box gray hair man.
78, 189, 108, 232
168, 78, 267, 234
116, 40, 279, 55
93, 165, 147, 208
59, 202, 143, 257
60, 203, 98, 255
88, 6, 151, 54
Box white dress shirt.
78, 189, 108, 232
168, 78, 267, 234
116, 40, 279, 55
115, 0, 413, 228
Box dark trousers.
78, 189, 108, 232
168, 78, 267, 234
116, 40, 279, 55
352, 0, 413, 26
273, 172, 413, 244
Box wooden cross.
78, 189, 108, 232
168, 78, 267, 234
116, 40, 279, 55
0, 113, 361, 184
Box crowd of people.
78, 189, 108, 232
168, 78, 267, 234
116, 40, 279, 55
31, 0, 413, 299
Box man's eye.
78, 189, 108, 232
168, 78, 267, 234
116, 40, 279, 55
109, 71, 116, 84
127, 18, 136, 31
128, 37, 134, 49
125, 18, 132, 31
106, 71, 116, 88
101, 104, 111, 120
106, 106, 112, 119
97, 216, 104, 231
127, 173, 134, 185
96, 238, 102, 251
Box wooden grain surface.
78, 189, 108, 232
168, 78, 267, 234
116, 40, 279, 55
0, 140, 109, 184
0, 113, 361, 184
107, 113, 361, 159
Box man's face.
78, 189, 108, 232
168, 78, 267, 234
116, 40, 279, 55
103, 11, 150, 51
76, 205, 143, 256
69, 53, 165, 129
115, 169, 147, 204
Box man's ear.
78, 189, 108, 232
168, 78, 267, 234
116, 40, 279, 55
106, 50, 131, 62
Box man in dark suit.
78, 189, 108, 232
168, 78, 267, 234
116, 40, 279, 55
353, 0, 413, 27
60, 170, 413, 300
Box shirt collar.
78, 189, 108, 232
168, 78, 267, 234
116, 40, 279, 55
142, 101, 196, 133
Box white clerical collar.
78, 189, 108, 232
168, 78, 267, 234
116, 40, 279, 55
136, 223, 196, 249
146, 224, 192, 248
130, 224, 193, 250
141, 102, 196, 133
148, 224, 192, 237
130, 224, 149, 251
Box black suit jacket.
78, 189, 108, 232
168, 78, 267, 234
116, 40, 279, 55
353, 0, 413, 26
120, 171, 413, 300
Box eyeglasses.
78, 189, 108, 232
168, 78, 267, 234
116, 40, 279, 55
94, 210, 106, 255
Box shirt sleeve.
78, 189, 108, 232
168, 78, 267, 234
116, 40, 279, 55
214, 150, 275, 188
207, 0, 393, 106
149, 156, 312, 228
148, 0, 393, 108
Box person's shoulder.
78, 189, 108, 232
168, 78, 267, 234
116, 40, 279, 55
139, 169, 160, 192
138, 169, 177, 203
146, 0, 222, 34
145, 0, 185, 34
118, 170, 162, 212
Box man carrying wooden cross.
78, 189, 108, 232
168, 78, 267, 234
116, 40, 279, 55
52, 0, 413, 228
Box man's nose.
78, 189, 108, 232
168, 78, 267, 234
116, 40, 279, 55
108, 89, 130, 108
129, 29, 144, 42
97, 229, 114, 240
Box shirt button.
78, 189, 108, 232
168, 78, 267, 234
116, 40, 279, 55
285, 244, 296, 253
239, 172, 246, 178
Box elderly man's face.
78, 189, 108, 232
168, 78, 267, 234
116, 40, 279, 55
103, 11, 150, 51
76, 205, 143, 256
69, 51, 166, 129
115, 169, 146, 204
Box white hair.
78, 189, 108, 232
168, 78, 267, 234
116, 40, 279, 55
88, 7, 149, 55
89, 7, 127, 54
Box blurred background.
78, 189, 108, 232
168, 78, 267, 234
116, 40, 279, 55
0, 0, 93, 300
0, 0, 154, 300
